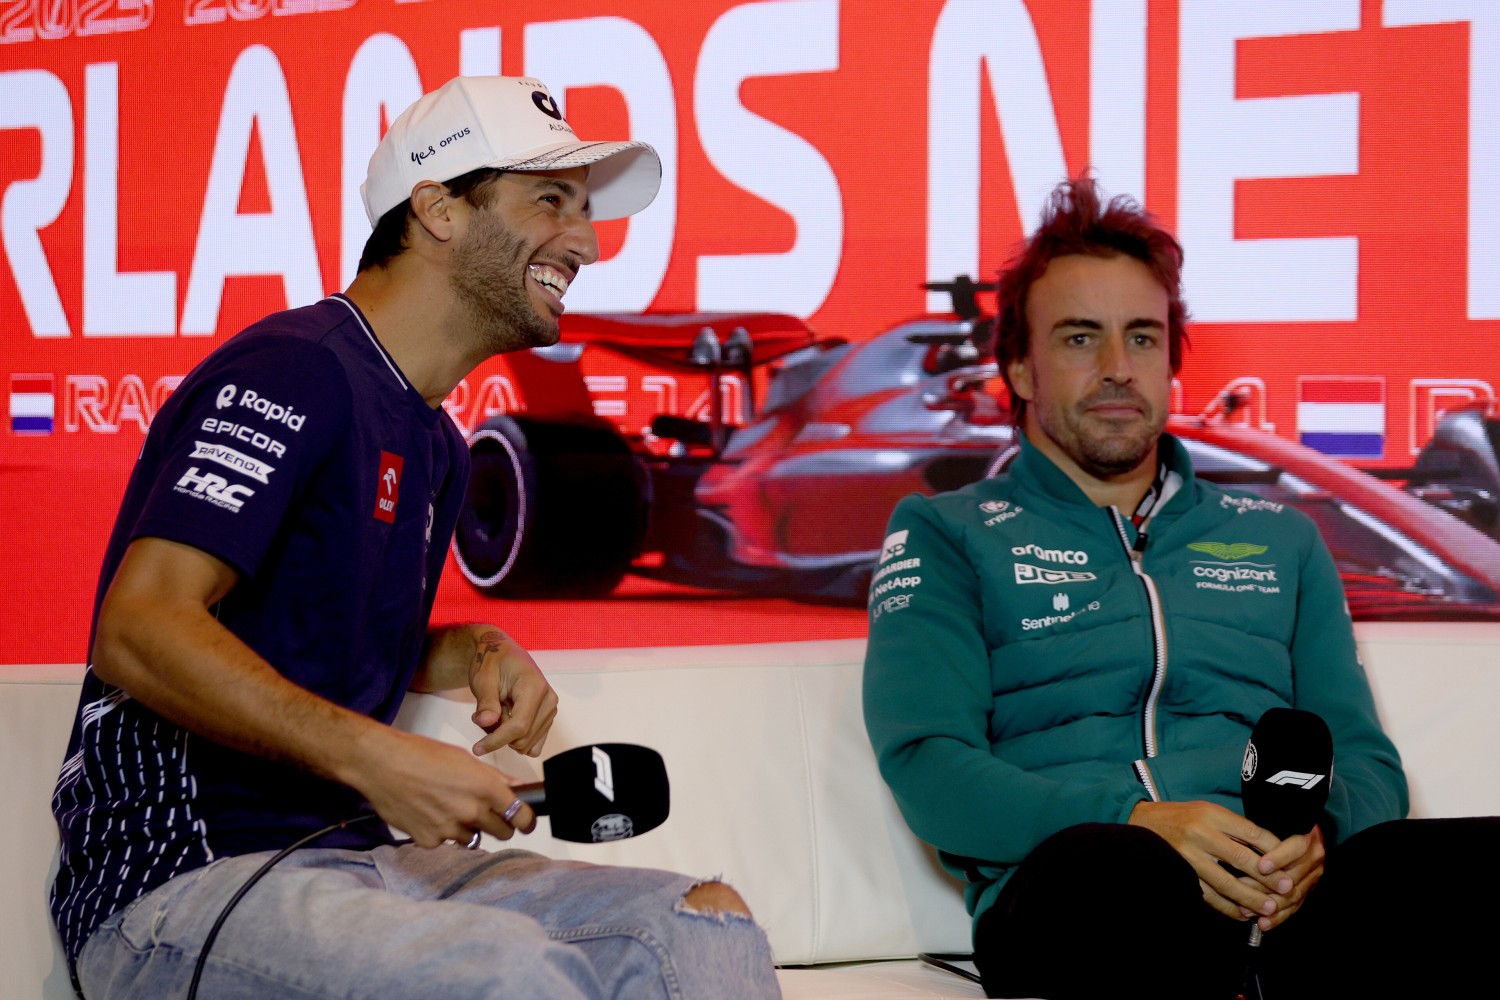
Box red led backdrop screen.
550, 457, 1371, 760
4, 0, 1500, 664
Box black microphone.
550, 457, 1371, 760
512, 743, 670, 843
1235, 708, 1334, 1000
1241, 708, 1333, 839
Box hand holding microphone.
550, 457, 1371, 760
499, 742, 671, 844
1238, 709, 1332, 926
1235, 709, 1333, 1000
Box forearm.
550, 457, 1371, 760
93, 585, 393, 792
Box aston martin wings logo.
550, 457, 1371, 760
1187, 541, 1269, 560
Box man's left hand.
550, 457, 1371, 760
468, 627, 558, 757
1238, 823, 1327, 932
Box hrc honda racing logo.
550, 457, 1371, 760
174, 466, 254, 512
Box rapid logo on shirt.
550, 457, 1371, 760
216, 383, 307, 432
374, 450, 404, 524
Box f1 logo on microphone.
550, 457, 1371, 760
1264, 770, 1326, 790
592, 746, 615, 801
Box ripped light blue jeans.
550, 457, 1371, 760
76, 844, 782, 1000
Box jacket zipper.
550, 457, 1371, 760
1112, 506, 1168, 794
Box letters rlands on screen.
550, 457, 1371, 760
3, 1, 1499, 663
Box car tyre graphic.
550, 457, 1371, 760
454, 416, 647, 597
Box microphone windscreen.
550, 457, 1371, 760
1240, 708, 1333, 839
528, 743, 670, 844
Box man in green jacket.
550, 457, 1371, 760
864, 177, 1492, 998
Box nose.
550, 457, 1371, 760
1098, 331, 1133, 384
563, 211, 601, 268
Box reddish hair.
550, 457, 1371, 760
993, 176, 1189, 425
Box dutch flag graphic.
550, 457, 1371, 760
9, 374, 55, 435
1297, 377, 1385, 459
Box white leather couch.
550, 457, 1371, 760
4, 624, 1499, 999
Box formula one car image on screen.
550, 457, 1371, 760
450, 286, 1500, 620
1397, 403, 1500, 543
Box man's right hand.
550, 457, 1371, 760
349, 728, 537, 848
94, 537, 536, 851
1127, 800, 1299, 924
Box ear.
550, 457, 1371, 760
410, 180, 459, 244
1008, 354, 1035, 403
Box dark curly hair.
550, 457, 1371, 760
993, 176, 1189, 426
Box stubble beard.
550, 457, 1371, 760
1034, 386, 1166, 479
449, 208, 559, 356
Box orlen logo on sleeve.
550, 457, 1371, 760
374, 451, 404, 523
879, 530, 909, 563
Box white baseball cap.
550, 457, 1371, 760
361, 76, 661, 225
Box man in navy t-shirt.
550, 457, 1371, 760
51, 76, 781, 1000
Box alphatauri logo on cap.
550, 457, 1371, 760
532, 91, 563, 120
374, 450, 404, 523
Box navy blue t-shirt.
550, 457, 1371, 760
50, 294, 469, 963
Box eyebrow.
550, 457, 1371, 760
530, 176, 592, 216
1051, 316, 1165, 332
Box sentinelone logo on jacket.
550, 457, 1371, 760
1187, 540, 1280, 595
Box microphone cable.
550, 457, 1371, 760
185, 812, 383, 1000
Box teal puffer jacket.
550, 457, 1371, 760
862, 433, 1407, 929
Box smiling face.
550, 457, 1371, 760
448, 167, 600, 355
1008, 252, 1172, 483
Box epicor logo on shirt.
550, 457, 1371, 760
200, 417, 287, 460
374, 450, 404, 523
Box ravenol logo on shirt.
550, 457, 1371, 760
374, 450, 404, 524
879, 530, 909, 563
190, 441, 275, 484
